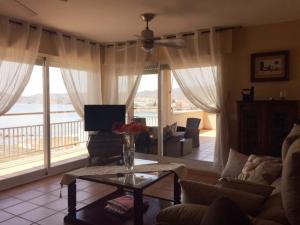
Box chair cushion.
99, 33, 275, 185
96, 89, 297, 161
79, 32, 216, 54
180, 180, 265, 215
221, 148, 248, 178
156, 203, 207, 225
238, 155, 282, 185
282, 138, 300, 225
216, 177, 274, 197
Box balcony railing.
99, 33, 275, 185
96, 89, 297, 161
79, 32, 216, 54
0, 111, 88, 159
0, 109, 160, 160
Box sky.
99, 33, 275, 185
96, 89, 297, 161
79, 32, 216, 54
22, 67, 180, 96
22, 66, 68, 96
137, 73, 179, 92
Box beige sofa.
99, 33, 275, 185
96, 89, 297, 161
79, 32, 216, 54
156, 125, 300, 225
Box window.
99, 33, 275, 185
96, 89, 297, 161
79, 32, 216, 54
134, 74, 158, 126
0, 65, 45, 177
171, 73, 198, 112
49, 67, 88, 166
0, 60, 88, 180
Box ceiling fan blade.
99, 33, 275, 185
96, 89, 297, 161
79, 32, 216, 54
155, 38, 185, 46
13, 0, 38, 16
154, 42, 185, 49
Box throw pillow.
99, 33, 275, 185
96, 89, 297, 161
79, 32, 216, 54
282, 138, 300, 225
168, 122, 177, 135
238, 155, 282, 185
200, 197, 253, 225
164, 122, 177, 140
221, 148, 248, 178
217, 177, 274, 197
180, 180, 265, 215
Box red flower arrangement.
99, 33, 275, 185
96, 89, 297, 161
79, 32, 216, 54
113, 122, 147, 170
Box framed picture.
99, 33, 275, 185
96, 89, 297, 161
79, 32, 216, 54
251, 50, 289, 82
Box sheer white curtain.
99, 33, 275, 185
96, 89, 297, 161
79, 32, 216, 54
0, 17, 42, 115
163, 29, 231, 170
102, 42, 147, 110
55, 33, 102, 118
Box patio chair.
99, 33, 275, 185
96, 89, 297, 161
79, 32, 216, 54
177, 118, 201, 148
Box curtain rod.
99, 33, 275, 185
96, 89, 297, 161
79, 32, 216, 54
8, 19, 98, 45
104, 26, 241, 47
8, 19, 240, 47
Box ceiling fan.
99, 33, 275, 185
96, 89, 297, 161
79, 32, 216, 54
135, 13, 185, 52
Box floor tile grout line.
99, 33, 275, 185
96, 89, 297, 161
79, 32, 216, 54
0, 210, 15, 224
0, 214, 36, 224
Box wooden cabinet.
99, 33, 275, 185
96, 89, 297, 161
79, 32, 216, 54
237, 100, 298, 156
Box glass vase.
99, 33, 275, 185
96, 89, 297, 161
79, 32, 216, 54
123, 134, 135, 170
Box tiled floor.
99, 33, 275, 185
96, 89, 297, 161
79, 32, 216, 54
183, 129, 216, 162
0, 166, 218, 225
0, 172, 175, 225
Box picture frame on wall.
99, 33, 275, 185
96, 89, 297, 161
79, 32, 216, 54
251, 50, 289, 82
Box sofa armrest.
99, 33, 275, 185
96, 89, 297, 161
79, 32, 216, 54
156, 203, 207, 225
216, 177, 274, 197
180, 180, 265, 215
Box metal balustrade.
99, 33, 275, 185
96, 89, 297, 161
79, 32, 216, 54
0, 111, 87, 159
0, 110, 159, 159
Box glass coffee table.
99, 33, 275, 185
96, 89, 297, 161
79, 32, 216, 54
64, 171, 181, 225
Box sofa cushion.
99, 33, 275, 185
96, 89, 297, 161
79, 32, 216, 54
156, 203, 207, 225
221, 148, 248, 178
180, 180, 265, 215
258, 192, 289, 225
282, 138, 300, 225
270, 177, 281, 196
251, 217, 285, 225
238, 155, 282, 185
200, 197, 252, 225
217, 177, 274, 197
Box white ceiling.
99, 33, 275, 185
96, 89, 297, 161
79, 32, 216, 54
1, 0, 300, 42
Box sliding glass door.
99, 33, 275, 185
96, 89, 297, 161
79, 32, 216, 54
134, 74, 159, 157
0, 64, 45, 179
0, 58, 89, 186
49, 66, 88, 166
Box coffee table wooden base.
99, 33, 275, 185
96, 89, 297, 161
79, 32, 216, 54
64, 190, 173, 225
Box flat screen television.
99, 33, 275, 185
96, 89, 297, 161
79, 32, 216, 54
84, 105, 126, 132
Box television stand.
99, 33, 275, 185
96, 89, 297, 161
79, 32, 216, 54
87, 132, 123, 166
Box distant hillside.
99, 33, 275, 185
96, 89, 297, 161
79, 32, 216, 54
136, 88, 188, 101
17, 88, 189, 105
18, 94, 71, 104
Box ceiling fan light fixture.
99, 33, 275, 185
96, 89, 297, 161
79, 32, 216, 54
142, 40, 154, 52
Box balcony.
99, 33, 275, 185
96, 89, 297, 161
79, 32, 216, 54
0, 109, 215, 179
0, 111, 88, 179
134, 110, 216, 161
